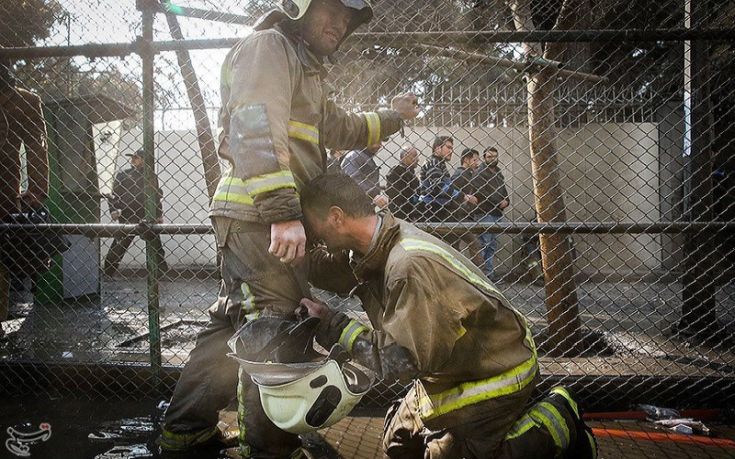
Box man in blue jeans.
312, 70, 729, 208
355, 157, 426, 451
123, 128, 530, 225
472, 147, 509, 279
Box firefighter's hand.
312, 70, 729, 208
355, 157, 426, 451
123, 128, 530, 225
299, 297, 331, 320
269, 219, 306, 265
464, 194, 479, 206
499, 199, 509, 210
391, 93, 420, 120
19, 190, 44, 209
110, 210, 120, 221
300, 298, 345, 348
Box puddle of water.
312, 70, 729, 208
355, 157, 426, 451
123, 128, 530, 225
94, 444, 152, 459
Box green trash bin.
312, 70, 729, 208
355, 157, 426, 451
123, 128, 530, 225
35, 95, 133, 304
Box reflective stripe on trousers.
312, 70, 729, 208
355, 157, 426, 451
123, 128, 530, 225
159, 426, 218, 451
504, 400, 571, 455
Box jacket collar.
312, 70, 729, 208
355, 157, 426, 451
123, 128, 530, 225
351, 211, 401, 279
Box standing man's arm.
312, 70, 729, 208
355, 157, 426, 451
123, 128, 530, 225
19, 93, 48, 209
322, 93, 418, 151
155, 173, 164, 223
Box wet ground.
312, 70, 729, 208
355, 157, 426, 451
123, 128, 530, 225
1, 276, 734, 457
2, 276, 733, 375
1, 396, 734, 459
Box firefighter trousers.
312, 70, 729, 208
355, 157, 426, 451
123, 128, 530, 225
383, 379, 577, 459
161, 217, 307, 457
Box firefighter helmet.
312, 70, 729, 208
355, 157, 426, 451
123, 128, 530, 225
279, 0, 373, 36
231, 344, 373, 434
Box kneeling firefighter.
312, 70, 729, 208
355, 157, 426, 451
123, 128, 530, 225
295, 174, 599, 459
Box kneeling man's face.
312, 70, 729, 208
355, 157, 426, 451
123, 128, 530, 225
303, 207, 347, 253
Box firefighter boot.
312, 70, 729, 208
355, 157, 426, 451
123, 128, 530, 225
549, 386, 598, 459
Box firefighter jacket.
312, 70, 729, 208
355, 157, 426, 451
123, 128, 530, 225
0, 86, 48, 220
310, 212, 538, 425
213, 19, 403, 224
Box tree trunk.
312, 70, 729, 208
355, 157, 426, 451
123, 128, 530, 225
509, 0, 583, 356
162, 7, 220, 199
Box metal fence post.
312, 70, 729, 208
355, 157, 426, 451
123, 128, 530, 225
138, 0, 162, 390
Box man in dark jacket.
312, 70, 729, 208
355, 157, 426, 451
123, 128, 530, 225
450, 148, 484, 268
103, 148, 167, 276
450, 147, 481, 211
419, 136, 477, 222
386, 144, 419, 220
471, 146, 509, 278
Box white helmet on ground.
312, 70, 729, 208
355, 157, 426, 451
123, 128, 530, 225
231, 344, 373, 434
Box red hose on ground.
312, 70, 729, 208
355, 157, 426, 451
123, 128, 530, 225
592, 428, 735, 449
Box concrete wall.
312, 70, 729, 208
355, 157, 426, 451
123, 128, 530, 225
381, 124, 661, 275
104, 124, 662, 275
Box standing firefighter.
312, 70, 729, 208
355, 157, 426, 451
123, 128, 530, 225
159, 0, 419, 456
299, 174, 598, 459
0, 61, 48, 338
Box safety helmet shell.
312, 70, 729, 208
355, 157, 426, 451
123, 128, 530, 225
232, 345, 373, 434
279, 0, 373, 37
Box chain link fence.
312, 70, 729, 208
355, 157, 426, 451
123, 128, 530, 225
1, 0, 734, 412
